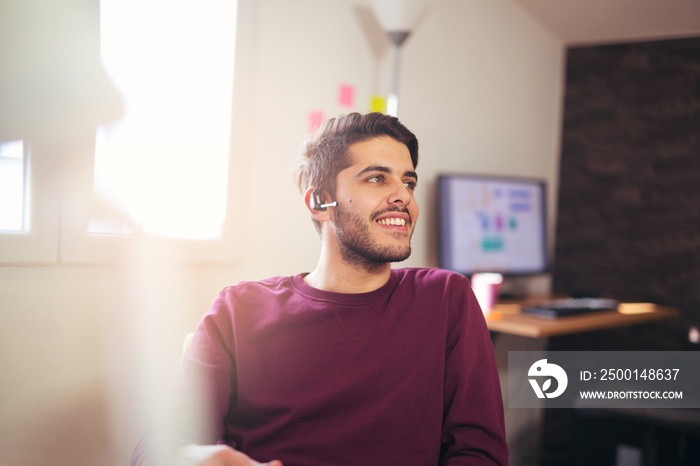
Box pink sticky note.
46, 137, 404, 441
339, 83, 355, 107
308, 111, 325, 134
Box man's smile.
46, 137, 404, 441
376, 217, 407, 227
372, 209, 411, 230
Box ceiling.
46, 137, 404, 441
511, 0, 700, 46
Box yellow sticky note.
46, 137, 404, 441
370, 95, 386, 113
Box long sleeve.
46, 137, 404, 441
131, 270, 509, 466
440, 274, 508, 465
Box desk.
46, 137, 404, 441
486, 300, 679, 465
486, 301, 679, 338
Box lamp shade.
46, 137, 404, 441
369, 0, 435, 33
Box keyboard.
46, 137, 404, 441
521, 297, 620, 319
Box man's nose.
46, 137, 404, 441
387, 180, 412, 205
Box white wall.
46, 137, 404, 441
0, 0, 564, 464
399, 0, 564, 268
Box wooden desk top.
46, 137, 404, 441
486, 301, 679, 338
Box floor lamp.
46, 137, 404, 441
370, 0, 434, 116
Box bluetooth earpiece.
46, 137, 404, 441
310, 188, 337, 211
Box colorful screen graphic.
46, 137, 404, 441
438, 174, 548, 275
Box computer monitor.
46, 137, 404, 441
437, 173, 548, 276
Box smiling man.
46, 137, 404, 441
131, 113, 508, 466
303, 133, 420, 292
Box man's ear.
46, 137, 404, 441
304, 186, 333, 222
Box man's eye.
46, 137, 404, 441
367, 175, 384, 183
404, 181, 417, 190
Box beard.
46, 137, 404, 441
333, 202, 414, 269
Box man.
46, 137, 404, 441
131, 112, 508, 465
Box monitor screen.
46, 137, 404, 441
437, 174, 548, 276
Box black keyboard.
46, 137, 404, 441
521, 297, 620, 319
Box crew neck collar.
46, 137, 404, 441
291, 269, 400, 305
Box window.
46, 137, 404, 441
0, 136, 59, 264
93, 0, 238, 240
59, 0, 242, 263
1, 0, 245, 265
0, 140, 28, 232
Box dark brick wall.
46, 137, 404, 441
553, 37, 700, 349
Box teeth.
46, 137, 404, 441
377, 218, 406, 226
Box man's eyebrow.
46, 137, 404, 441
355, 165, 419, 181
355, 165, 391, 177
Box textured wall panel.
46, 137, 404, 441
553, 37, 700, 347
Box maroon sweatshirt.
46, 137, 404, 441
131, 267, 508, 465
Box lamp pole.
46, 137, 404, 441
385, 31, 410, 117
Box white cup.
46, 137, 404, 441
471, 273, 503, 314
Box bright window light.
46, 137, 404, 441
0, 140, 28, 232
96, 0, 238, 239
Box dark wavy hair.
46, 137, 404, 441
295, 112, 418, 231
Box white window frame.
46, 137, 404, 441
0, 0, 256, 266
0, 140, 60, 264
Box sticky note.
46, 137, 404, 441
339, 84, 355, 107
308, 111, 325, 134
370, 95, 386, 113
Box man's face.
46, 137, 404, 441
330, 136, 419, 267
